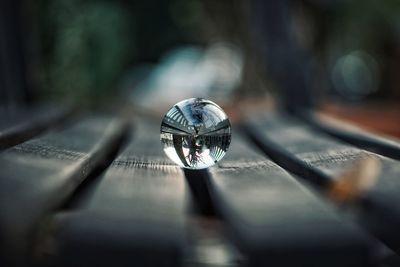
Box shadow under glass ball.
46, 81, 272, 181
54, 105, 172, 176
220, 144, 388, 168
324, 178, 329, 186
160, 98, 231, 169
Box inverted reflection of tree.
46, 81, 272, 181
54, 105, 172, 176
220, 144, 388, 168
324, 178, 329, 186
191, 100, 206, 125
186, 135, 203, 167
163, 99, 232, 168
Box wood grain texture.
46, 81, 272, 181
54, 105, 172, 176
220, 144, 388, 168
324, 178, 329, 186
0, 115, 127, 266
246, 113, 400, 254
0, 105, 68, 150
208, 133, 373, 267
41, 120, 189, 267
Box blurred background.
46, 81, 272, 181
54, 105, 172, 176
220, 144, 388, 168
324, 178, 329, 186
1, 0, 399, 136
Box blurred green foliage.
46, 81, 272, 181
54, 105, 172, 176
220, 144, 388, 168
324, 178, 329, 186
328, 0, 400, 51
35, 0, 203, 106
34, 0, 400, 105
320, 0, 400, 99
37, 0, 134, 105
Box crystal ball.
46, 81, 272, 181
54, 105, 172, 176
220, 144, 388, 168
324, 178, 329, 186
160, 98, 231, 169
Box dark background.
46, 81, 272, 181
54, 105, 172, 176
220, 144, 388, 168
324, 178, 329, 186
1, 0, 399, 135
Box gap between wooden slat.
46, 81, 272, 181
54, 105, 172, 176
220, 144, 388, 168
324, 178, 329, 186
0, 105, 70, 150
58, 129, 131, 211
299, 111, 400, 161
184, 169, 216, 216
240, 122, 332, 189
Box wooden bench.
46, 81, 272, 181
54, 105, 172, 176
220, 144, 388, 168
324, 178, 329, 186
0, 106, 399, 267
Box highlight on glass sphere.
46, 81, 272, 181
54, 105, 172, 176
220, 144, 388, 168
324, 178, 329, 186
160, 98, 231, 169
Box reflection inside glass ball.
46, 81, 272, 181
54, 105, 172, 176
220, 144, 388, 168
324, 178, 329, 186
160, 98, 231, 169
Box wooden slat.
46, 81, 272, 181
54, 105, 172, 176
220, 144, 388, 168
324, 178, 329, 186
40, 120, 189, 267
0, 105, 68, 150
0, 115, 127, 266
208, 132, 373, 266
246, 113, 400, 254
303, 112, 400, 161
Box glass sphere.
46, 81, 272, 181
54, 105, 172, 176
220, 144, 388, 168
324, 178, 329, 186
160, 98, 231, 169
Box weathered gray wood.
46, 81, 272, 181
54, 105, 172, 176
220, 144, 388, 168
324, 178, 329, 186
246, 113, 400, 254
208, 132, 373, 266
0, 105, 67, 150
0, 115, 127, 266
40, 120, 189, 267
302, 112, 400, 161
